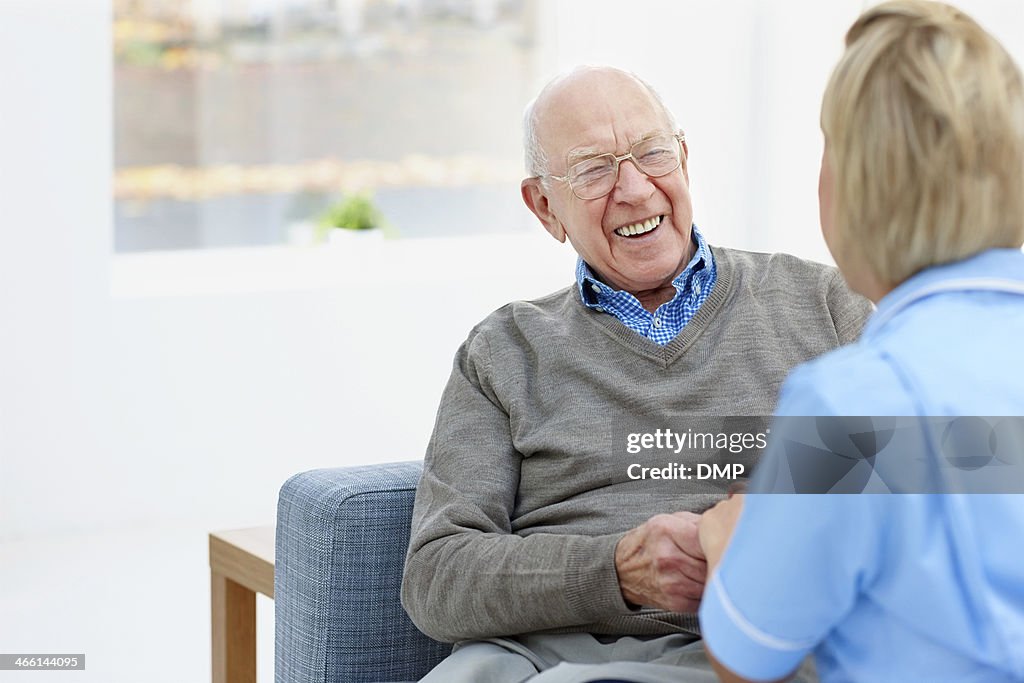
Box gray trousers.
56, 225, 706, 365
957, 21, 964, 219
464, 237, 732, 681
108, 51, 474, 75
419, 633, 818, 683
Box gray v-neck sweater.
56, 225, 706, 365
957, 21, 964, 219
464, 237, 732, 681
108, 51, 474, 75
402, 246, 872, 643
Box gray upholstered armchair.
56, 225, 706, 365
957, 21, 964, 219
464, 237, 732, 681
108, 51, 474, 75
275, 462, 451, 683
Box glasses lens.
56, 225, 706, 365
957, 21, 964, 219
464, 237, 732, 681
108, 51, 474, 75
565, 135, 681, 199
568, 155, 617, 199
633, 135, 681, 177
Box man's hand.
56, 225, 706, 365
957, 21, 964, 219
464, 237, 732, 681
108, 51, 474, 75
698, 493, 745, 574
614, 512, 707, 613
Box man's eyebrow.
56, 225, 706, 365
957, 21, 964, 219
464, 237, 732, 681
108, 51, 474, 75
566, 131, 667, 164
566, 147, 605, 164
633, 130, 666, 144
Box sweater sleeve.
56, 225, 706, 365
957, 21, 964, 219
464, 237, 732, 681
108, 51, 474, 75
400, 328, 635, 643
825, 268, 874, 344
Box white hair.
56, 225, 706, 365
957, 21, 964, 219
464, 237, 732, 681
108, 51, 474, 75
522, 66, 679, 183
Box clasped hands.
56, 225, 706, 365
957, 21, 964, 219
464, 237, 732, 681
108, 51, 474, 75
614, 495, 745, 613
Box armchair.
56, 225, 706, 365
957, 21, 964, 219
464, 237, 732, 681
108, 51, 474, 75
275, 462, 451, 683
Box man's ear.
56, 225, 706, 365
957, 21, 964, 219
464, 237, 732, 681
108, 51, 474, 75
680, 140, 690, 185
521, 178, 566, 243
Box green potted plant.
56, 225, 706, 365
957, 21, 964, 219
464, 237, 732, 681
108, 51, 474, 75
315, 192, 387, 243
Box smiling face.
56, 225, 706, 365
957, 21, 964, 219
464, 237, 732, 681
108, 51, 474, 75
521, 69, 695, 305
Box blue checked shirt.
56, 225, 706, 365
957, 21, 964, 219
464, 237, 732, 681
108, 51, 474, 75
576, 225, 717, 346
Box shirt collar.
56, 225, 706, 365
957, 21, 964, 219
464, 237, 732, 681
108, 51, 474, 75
864, 248, 1024, 338
576, 224, 711, 306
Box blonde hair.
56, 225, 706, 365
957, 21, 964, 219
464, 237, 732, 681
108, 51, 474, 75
822, 0, 1024, 288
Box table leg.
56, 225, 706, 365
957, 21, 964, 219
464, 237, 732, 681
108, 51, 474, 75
211, 571, 256, 683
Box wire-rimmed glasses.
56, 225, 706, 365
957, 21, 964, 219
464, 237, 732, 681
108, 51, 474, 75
545, 131, 686, 200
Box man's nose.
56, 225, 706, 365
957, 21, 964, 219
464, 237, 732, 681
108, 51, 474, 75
612, 159, 655, 203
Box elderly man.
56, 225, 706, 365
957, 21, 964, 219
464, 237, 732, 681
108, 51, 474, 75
401, 66, 871, 683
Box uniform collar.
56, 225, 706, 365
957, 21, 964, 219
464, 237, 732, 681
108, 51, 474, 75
864, 248, 1024, 338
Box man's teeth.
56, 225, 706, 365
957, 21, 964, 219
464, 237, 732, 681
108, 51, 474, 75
615, 216, 663, 237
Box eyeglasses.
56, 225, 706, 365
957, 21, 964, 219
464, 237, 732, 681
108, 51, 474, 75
545, 132, 686, 200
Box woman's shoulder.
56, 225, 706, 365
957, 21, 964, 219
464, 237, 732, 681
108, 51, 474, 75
775, 343, 918, 416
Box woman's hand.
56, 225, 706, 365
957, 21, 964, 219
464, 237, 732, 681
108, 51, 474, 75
698, 493, 745, 574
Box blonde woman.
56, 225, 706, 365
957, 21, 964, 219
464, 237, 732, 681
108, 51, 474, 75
698, 2, 1024, 682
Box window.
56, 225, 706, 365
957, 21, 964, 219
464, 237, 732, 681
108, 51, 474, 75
114, 0, 539, 252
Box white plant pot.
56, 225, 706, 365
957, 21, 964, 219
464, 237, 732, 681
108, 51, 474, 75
327, 227, 385, 245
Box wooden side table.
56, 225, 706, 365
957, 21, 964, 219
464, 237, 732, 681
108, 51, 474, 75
209, 526, 275, 683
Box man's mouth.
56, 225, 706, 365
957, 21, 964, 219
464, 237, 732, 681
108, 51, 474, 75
614, 215, 664, 238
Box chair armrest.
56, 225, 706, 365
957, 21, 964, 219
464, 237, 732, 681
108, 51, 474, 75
275, 462, 451, 683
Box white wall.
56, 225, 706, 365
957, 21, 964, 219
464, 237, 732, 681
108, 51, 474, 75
100, 238, 576, 535
1, 0, 116, 540
543, 0, 1024, 260
2, 0, 1023, 540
